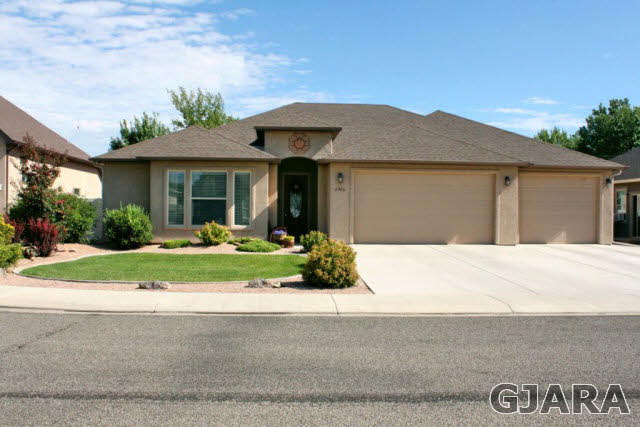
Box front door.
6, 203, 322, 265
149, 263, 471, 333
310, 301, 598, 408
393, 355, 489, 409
283, 174, 309, 239
633, 195, 640, 238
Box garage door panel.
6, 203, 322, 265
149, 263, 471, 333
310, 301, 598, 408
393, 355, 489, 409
519, 174, 597, 244
354, 172, 494, 244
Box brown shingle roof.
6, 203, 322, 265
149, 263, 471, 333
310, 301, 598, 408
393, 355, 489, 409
94, 125, 275, 161
94, 102, 624, 169
0, 95, 92, 163
612, 147, 640, 180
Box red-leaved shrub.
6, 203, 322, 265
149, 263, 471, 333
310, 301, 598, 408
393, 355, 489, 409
2, 214, 24, 243
27, 218, 60, 256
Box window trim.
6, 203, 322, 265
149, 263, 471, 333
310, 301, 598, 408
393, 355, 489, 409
232, 170, 253, 228
190, 170, 228, 226
165, 169, 186, 227
615, 187, 628, 217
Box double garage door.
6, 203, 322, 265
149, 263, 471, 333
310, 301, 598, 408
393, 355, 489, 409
353, 170, 598, 244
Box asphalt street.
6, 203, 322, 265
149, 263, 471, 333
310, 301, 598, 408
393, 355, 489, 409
0, 312, 639, 425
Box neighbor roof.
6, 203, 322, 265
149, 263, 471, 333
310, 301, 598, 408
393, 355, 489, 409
94, 103, 623, 169
0, 95, 93, 163
611, 147, 640, 181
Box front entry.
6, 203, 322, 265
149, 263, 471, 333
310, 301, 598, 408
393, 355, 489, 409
283, 174, 309, 238
278, 157, 318, 240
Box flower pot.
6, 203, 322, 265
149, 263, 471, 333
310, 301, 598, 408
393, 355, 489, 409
281, 239, 294, 248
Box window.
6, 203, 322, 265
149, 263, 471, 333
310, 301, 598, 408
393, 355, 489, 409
167, 171, 185, 225
73, 188, 80, 196
616, 189, 627, 214
234, 172, 251, 226
615, 189, 628, 222
191, 171, 227, 225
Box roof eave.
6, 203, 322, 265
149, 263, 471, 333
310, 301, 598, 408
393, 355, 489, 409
315, 158, 531, 167
94, 156, 279, 163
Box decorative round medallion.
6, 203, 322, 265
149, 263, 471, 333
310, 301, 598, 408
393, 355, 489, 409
288, 132, 310, 154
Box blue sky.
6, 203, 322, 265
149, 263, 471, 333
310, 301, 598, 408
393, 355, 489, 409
1, 0, 638, 155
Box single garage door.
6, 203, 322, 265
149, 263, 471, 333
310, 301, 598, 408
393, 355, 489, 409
519, 174, 598, 243
353, 170, 495, 244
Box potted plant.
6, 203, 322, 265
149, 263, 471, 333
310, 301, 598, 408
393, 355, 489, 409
281, 235, 295, 248
271, 229, 287, 243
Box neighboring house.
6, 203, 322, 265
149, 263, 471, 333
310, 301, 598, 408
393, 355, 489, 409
93, 103, 622, 245
611, 147, 640, 240
0, 96, 102, 212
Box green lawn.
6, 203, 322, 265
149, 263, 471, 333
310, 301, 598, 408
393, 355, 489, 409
21, 253, 305, 282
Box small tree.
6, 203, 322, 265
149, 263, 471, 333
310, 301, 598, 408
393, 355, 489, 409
9, 135, 66, 223
169, 87, 236, 129
109, 112, 170, 151
534, 127, 580, 150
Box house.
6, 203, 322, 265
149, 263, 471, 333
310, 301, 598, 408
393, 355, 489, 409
0, 96, 102, 212
611, 147, 640, 240
93, 103, 622, 245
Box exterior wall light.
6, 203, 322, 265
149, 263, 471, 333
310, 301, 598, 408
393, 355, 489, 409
504, 176, 511, 187
337, 172, 344, 183
606, 177, 612, 186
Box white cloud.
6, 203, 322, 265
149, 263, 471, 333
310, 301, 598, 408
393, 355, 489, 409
523, 96, 559, 105
232, 91, 334, 116
0, 0, 309, 155
488, 113, 584, 133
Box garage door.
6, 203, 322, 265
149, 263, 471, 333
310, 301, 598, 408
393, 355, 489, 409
519, 174, 598, 243
353, 171, 495, 243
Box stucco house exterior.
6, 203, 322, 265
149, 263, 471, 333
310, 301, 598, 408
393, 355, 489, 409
0, 96, 102, 212
94, 103, 622, 245
612, 147, 640, 240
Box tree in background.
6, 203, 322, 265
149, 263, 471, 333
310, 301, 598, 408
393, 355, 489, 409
168, 87, 237, 129
534, 98, 640, 159
575, 98, 640, 159
534, 127, 580, 150
109, 112, 170, 151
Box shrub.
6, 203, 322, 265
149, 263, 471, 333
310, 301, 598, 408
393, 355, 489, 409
103, 204, 153, 249
0, 215, 15, 245
302, 240, 358, 288
53, 193, 96, 243
0, 243, 22, 268
236, 240, 281, 253
300, 231, 328, 252
3, 214, 24, 243
27, 218, 60, 257
161, 239, 191, 249
229, 237, 254, 246
195, 221, 231, 246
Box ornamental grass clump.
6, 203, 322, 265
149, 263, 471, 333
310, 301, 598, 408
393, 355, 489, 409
195, 221, 231, 246
302, 240, 358, 288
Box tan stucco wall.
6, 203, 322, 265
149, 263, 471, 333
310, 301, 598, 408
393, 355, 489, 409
0, 137, 7, 212
268, 163, 278, 230
317, 163, 329, 234
324, 162, 615, 245
148, 160, 270, 242
6, 151, 101, 206
264, 130, 332, 159
102, 162, 150, 211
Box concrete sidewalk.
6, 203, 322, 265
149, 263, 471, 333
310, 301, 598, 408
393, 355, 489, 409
2, 285, 640, 315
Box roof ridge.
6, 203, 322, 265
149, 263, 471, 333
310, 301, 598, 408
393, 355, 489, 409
408, 122, 530, 164
429, 110, 623, 168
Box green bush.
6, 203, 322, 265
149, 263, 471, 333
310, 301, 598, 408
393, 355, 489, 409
54, 193, 96, 243
236, 240, 281, 253
0, 243, 22, 268
161, 239, 191, 249
0, 216, 15, 245
194, 221, 231, 246
300, 231, 328, 252
228, 237, 254, 246
302, 240, 358, 288
103, 204, 153, 249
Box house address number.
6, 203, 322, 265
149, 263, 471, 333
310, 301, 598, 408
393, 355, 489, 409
334, 186, 347, 192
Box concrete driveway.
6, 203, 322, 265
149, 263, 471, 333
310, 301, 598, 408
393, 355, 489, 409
353, 244, 640, 313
